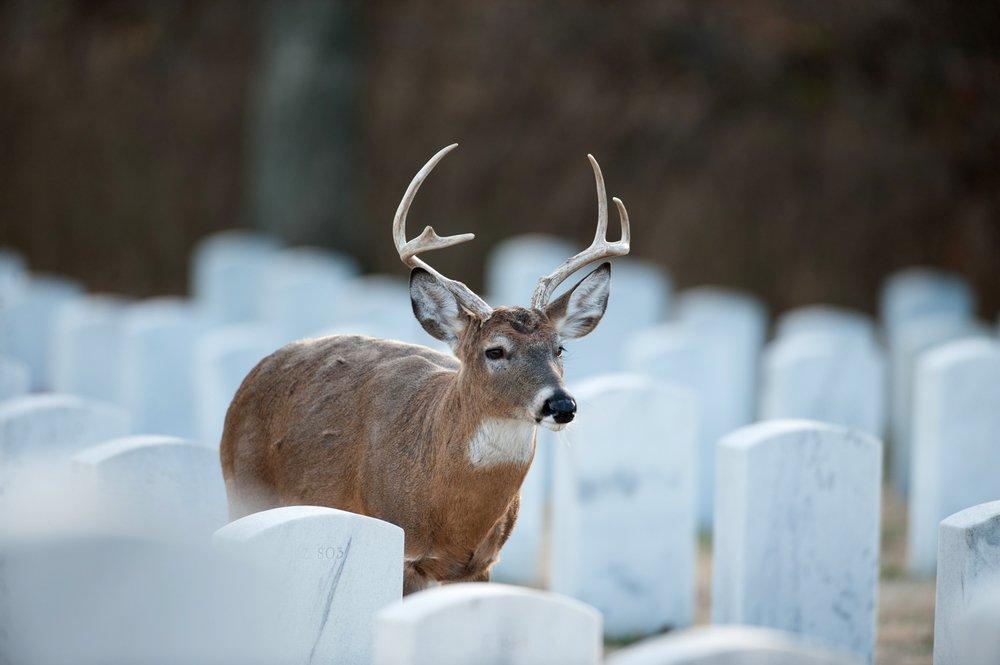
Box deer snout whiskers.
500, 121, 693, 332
532, 386, 576, 430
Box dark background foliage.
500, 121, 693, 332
2, 0, 998, 315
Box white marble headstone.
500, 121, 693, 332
51, 295, 129, 404
374, 583, 602, 665
907, 338, 1000, 574
191, 230, 282, 324
259, 246, 360, 343
0, 246, 27, 308
0, 393, 130, 468
195, 324, 280, 449
776, 305, 876, 346
624, 323, 716, 528
120, 298, 213, 439
607, 625, 862, 665
548, 374, 697, 638
0, 356, 29, 402
760, 333, 885, 437
485, 234, 577, 307
933, 501, 1000, 665
887, 315, 986, 493
712, 420, 882, 663
214, 505, 404, 664
1, 274, 84, 389
880, 267, 975, 345
338, 274, 427, 345
71, 435, 228, 541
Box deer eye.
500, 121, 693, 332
485, 347, 505, 360
556, 345, 566, 357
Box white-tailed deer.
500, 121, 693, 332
220, 145, 630, 593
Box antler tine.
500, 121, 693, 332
393, 144, 493, 318
529, 155, 631, 309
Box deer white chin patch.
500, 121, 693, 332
466, 419, 536, 468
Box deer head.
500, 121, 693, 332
393, 144, 631, 430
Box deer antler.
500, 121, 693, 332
393, 144, 493, 319
530, 155, 631, 309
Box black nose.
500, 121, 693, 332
542, 391, 577, 424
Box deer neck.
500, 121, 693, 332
437, 372, 537, 471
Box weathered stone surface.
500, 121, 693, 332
214, 505, 404, 664
375, 583, 602, 665
760, 332, 885, 437
71, 435, 228, 541
191, 230, 282, 324
907, 338, 1000, 574
933, 501, 1000, 665
549, 374, 697, 638
712, 420, 882, 663
607, 625, 862, 665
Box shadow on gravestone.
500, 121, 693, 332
908, 338, 1000, 574
70, 435, 228, 543
548, 374, 697, 639
607, 625, 863, 665
214, 505, 404, 665
934, 501, 1000, 665
712, 420, 881, 664
375, 583, 602, 665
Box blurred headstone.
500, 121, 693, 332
214, 505, 404, 664
259, 246, 360, 343
339, 274, 427, 344
567, 258, 672, 381
775, 304, 876, 346
485, 234, 577, 307
674, 286, 767, 524
933, 501, 1000, 665
248, 1, 363, 253
375, 583, 602, 665
0, 246, 27, 308
712, 420, 881, 663
887, 315, 987, 493
1, 274, 84, 389
120, 298, 213, 439
760, 333, 885, 437
880, 267, 975, 346
191, 230, 282, 324
71, 436, 228, 541
0, 355, 30, 402
907, 338, 1000, 574
607, 625, 862, 665
549, 374, 696, 638
195, 323, 281, 450
625, 323, 721, 530
51, 295, 129, 404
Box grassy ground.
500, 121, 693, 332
687, 487, 935, 664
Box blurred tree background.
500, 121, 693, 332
1, 0, 998, 315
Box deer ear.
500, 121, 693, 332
410, 268, 472, 344
543, 262, 611, 339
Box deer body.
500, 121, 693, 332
220, 145, 631, 593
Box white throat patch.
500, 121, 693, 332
466, 419, 536, 468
